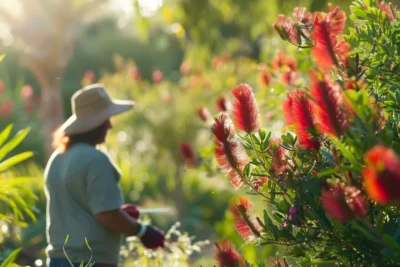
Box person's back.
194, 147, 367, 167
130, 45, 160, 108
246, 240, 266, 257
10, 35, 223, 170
45, 84, 164, 267
45, 143, 123, 264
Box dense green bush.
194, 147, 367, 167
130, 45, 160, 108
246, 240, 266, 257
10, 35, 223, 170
209, 1, 400, 266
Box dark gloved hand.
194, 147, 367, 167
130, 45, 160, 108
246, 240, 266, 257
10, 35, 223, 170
121, 203, 140, 219
138, 224, 165, 249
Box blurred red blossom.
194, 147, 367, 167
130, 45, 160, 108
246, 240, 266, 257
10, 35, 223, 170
152, 70, 163, 84
271, 51, 297, 71
130, 67, 141, 81
273, 7, 314, 46
231, 84, 261, 133
265, 112, 274, 121
326, 4, 347, 35
21, 85, 33, 100
269, 139, 288, 174
291, 90, 320, 150
321, 184, 367, 223
312, 10, 350, 69
215, 240, 244, 267
282, 91, 296, 126
363, 145, 400, 205
180, 61, 191, 76
216, 96, 232, 112
259, 67, 273, 87
230, 197, 262, 240
282, 69, 300, 86
0, 99, 13, 117
196, 106, 211, 122
0, 79, 4, 94
211, 113, 250, 188
378, 1, 396, 22
212, 53, 231, 70
309, 72, 349, 137
293, 7, 315, 27
83, 70, 96, 84
180, 142, 196, 167
253, 176, 268, 191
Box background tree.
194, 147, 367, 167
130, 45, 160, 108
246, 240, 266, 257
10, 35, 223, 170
0, 0, 107, 159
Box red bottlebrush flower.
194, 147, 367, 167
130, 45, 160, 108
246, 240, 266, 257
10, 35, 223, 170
212, 53, 231, 70
21, 85, 33, 100
271, 51, 286, 70
271, 51, 297, 71
269, 139, 288, 174
253, 176, 268, 191
345, 78, 365, 91
363, 145, 400, 204
312, 15, 350, 69
180, 142, 195, 167
230, 197, 253, 219
0, 99, 13, 118
282, 69, 299, 86
196, 106, 211, 122
130, 67, 141, 81
215, 240, 244, 267
265, 112, 274, 121
326, 4, 347, 35
292, 90, 320, 150
0, 80, 4, 94
83, 70, 95, 84
259, 67, 273, 87
378, 1, 395, 22
152, 70, 163, 84
212, 113, 250, 188
273, 15, 299, 45
189, 75, 201, 87
309, 72, 349, 137
230, 197, 262, 240
293, 7, 314, 27
231, 84, 261, 133
321, 184, 367, 223
180, 61, 191, 76
282, 91, 296, 126
216, 96, 232, 112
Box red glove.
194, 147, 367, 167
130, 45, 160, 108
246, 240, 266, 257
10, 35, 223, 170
121, 204, 140, 219
137, 224, 165, 249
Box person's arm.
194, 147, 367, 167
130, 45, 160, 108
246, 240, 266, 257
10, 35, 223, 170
94, 209, 140, 236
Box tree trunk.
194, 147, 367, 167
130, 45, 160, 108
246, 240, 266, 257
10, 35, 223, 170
39, 82, 65, 161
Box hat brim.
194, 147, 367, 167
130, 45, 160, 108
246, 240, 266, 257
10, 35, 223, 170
58, 100, 135, 135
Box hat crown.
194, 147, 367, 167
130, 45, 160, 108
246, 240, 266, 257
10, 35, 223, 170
72, 84, 112, 117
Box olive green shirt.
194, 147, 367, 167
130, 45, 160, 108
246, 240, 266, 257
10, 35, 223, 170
44, 143, 123, 264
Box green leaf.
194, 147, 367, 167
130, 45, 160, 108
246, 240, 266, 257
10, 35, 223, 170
0, 151, 34, 172
330, 138, 360, 171
0, 248, 22, 267
0, 124, 13, 148
0, 128, 30, 162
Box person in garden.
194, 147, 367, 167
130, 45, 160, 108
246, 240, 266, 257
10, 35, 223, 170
44, 83, 164, 267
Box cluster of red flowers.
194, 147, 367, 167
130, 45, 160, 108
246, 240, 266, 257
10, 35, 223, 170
274, 4, 350, 69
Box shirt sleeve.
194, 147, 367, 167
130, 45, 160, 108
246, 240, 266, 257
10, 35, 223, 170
86, 153, 124, 215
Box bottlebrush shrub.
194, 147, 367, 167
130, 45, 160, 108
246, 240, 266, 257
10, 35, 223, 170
210, 1, 400, 266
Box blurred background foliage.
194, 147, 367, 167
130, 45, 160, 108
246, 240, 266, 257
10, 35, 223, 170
0, 0, 398, 265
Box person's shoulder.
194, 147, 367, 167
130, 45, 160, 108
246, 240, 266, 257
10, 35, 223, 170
73, 144, 110, 162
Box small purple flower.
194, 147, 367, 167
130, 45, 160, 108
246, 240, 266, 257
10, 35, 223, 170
288, 206, 298, 220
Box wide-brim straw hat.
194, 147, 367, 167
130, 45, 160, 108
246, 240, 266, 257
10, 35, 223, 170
58, 83, 134, 135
